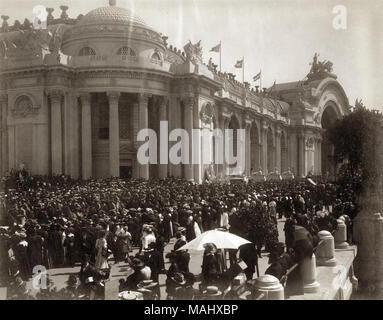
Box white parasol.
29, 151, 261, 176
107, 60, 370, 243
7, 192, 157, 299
176, 229, 251, 251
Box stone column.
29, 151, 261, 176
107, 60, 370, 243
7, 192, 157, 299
261, 123, 268, 174
298, 134, 306, 177
138, 93, 150, 180
132, 100, 139, 179
49, 90, 63, 175
169, 96, 181, 178
80, 93, 92, 180
158, 96, 168, 179
0, 94, 8, 175
107, 91, 120, 177
69, 94, 80, 179
275, 128, 282, 173
63, 91, 71, 175
182, 96, 194, 181
245, 120, 252, 176
220, 113, 231, 177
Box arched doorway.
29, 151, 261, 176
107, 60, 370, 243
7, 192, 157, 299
281, 131, 288, 173
267, 127, 275, 174
321, 103, 339, 176
250, 124, 260, 172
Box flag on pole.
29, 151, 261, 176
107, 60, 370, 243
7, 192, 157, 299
234, 58, 243, 68
253, 71, 261, 82
210, 43, 221, 52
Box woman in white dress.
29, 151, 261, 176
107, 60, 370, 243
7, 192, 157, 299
95, 230, 109, 270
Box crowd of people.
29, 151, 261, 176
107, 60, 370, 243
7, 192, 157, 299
0, 169, 359, 299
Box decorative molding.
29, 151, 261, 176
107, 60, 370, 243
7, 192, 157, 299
138, 92, 151, 104
107, 91, 120, 102
12, 94, 40, 118
47, 89, 63, 103
199, 102, 214, 125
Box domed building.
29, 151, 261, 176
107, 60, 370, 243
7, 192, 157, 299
0, 1, 350, 182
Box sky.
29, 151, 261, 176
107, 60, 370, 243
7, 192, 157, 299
1, 0, 382, 110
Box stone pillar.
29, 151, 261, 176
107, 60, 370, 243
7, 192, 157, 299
49, 90, 63, 175
132, 100, 139, 179
276, 128, 282, 173
0, 94, 8, 175
169, 96, 181, 178
298, 134, 306, 177
253, 275, 284, 300
69, 94, 80, 179
220, 114, 231, 177
182, 96, 194, 181
334, 219, 349, 249
107, 91, 120, 178
158, 96, 168, 179
316, 230, 337, 266
261, 123, 268, 174
300, 253, 320, 293
63, 91, 71, 175
138, 93, 150, 180
80, 93, 92, 180
245, 120, 251, 176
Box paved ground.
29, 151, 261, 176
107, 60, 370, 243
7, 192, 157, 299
23, 218, 286, 299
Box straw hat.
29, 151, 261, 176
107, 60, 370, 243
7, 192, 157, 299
203, 286, 222, 296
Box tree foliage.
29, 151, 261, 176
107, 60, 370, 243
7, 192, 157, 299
326, 104, 383, 193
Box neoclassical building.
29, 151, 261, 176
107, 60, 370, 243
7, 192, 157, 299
0, 2, 350, 183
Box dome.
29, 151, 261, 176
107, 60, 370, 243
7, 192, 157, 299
78, 6, 148, 27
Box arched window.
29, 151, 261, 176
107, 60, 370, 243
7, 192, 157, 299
78, 46, 96, 56
151, 52, 161, 61
117, 46, 136, 57
13, 95, 34, 117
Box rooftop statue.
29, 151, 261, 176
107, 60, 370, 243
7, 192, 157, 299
306, 53, 334, 81
183, 40, 203, 64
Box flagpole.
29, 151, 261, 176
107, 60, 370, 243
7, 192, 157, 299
219, 41, 222, 72
260, 68, 262, 93
243, 57, 245, 83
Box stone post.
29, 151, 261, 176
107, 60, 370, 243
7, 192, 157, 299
253, 275, 284, 300
334, 219, 349, 249
107, 91, 120, 177
300, 253, 320, 293
80, 93, 92, 180
316, 230, 337, 266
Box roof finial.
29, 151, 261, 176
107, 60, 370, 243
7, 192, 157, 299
109, 0, 116, 6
